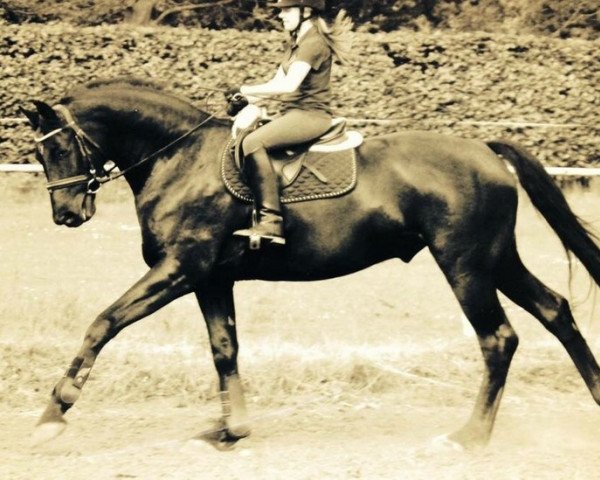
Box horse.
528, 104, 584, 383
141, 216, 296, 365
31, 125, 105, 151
20, 78, 600, 450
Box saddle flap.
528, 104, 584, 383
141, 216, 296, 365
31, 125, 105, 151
274, 153, 305, 188
222, 137, 357, 205
232, 116, 362, 190
233, 136, 306, 189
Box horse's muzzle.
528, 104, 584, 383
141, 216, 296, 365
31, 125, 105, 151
54, 210, 86, 227
52, 194, 95, 227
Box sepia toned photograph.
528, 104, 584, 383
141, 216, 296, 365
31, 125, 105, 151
1, 1, 599, 478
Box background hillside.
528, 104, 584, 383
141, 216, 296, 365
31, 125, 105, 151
1, 23, 598, 169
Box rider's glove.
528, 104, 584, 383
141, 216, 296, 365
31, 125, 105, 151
231, 104, 262, 140
224, 87, 249, 117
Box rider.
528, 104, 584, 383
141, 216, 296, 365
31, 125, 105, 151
232, 0, 353, 246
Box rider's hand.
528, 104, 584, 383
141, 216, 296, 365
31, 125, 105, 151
231, 104, 262, 139
224, 86, 241, 102
225, 88, 249, 117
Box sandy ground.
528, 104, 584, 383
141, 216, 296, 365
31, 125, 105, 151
2, 393, 600, 480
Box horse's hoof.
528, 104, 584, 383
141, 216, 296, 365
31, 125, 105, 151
31, 421, 67, 446
225, 422, 251, 440
430, 434, 465, 453
193, 419, 247, 451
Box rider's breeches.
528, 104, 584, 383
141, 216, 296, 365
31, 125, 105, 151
242, 108, 332, 155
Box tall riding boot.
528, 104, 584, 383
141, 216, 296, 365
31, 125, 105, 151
233, 148, 285, 245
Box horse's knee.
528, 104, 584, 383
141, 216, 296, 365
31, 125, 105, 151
241, 134, 263, 157
501, 324, 519, 359
211, 335, 237, 374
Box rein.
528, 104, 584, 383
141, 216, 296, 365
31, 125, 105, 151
35, 105, 216, 193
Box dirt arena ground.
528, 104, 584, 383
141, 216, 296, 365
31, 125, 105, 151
1, 178, 599, 479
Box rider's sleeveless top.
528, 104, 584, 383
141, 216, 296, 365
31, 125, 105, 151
280, 26, 332, 115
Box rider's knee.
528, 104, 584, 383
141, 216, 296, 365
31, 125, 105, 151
242, 135, 262, 156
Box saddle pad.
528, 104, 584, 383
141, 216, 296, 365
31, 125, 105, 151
221, 139, 357, 204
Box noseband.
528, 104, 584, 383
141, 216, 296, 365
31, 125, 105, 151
34, 104, 109, 194
33, 105, 216, 194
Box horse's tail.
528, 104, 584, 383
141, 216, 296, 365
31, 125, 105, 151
487, 139, 600, 286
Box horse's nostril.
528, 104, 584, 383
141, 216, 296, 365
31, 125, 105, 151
55, 211, 83, 227
65, 214, 84, 227
54, 213, 66, 225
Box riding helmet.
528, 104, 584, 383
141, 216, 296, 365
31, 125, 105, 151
269, 0, 326, 12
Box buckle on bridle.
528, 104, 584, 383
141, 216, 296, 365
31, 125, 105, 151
86, 176, 101, 194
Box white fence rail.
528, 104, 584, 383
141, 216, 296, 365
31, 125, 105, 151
545, 167, 600, 177
1, 115, 598, 176
0, 164, 43, 172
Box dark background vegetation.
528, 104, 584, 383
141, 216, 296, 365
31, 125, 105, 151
0, 1, 598, 169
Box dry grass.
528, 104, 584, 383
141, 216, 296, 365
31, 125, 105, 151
1, 177, 600, 415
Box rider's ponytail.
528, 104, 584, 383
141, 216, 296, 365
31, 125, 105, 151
314, 10, 354, 65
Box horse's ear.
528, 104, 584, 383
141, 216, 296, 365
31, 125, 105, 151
18, 106, 40, 129
32, 100, 58, 122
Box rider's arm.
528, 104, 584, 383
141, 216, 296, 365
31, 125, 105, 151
241, 62, 311, 98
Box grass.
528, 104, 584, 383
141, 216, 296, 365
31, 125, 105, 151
1, 176, 600, 414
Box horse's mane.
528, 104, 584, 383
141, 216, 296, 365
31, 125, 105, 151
60, 77, 223, 123
84, 77, 168, 91
61, 77, 183, 106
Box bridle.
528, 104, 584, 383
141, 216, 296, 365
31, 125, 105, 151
34, 104, 216, 194
35, 104, 109, 194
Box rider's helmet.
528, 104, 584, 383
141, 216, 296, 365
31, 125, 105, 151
269, 0, 326, 12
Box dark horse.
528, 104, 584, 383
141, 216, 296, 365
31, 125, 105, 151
21, 79, 600, 449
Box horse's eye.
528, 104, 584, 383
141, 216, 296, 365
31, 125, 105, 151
56, 148, 69, 158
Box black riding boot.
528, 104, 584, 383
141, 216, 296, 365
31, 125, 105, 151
233, 148, 285, 245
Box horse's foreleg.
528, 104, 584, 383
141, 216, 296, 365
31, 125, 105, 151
196, 281, 249, 440
33, 258, 192, 445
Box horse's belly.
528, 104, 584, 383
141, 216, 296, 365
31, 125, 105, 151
233, 229, 425, 282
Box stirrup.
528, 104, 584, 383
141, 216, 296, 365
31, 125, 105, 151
233, 228, 286, 249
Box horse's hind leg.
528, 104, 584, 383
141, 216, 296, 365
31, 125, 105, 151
497, 246, 600, 403
436, 262, 519, 449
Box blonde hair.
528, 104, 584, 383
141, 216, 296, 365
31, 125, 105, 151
313, 10, 355, 65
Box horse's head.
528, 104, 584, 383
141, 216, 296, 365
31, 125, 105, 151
20, 101, 99, 227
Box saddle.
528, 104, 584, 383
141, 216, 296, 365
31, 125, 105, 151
222, 119, 363, 204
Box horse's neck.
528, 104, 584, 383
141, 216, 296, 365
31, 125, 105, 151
79, 99, 222, 195
114, 119, 230, 197
131, 123, 231, 229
